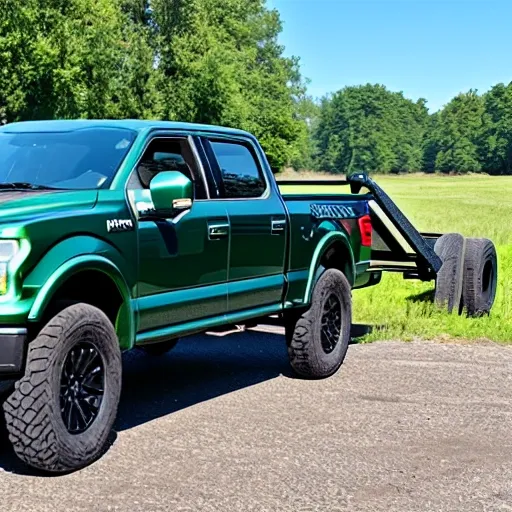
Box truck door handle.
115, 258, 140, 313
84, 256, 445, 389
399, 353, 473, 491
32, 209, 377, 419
208, 223, 229, 240
271, 219, 286, 235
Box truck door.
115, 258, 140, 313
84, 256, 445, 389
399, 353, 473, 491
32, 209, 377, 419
199, 136, 287, 313
127, 134, 229, 333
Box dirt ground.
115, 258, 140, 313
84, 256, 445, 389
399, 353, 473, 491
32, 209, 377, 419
1, 327, 511, 512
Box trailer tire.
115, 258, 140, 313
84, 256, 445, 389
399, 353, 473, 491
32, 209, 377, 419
287, 268, 351, 379
3, 303, 122, 473
434, 233, 466, 314
460, 238, 497, 317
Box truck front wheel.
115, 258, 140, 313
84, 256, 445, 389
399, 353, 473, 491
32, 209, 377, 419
287, 268, 352, 379
3, 303, 122, 473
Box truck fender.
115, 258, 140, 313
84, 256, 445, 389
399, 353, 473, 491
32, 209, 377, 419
27, 255, 135, 351
303, 231, 355, 304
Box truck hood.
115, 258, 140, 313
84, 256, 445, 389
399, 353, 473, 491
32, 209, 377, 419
0, 190, 98, 223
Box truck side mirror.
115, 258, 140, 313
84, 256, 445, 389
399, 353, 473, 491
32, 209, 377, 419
149, 171, 193, 212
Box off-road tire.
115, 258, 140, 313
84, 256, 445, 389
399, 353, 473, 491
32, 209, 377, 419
460, 238, 498, 317
141, 339, 179, 356
284, 309, 305, 347
434, 233, 466, 314
3, 303, 122, 473
288, 268, 351, 379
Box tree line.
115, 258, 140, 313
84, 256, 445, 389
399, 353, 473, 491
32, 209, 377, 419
2, 0, 511, 175
308, 83, 512, 175
0, 0, 308, 171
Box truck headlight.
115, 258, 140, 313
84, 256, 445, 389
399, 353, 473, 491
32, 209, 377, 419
0, 241, 20, 295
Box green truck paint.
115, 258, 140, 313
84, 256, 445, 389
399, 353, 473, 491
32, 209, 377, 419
0, 120, 373, 364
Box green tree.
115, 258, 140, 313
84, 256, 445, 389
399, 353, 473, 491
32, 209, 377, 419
481, 82, 512, 174
314, 84, 428, 175
0, 0, 160, 122
434, 90, 485, 173
150, 0, 306, 170
288, 93, 320, 171
393, 97, 430, 173
1, 0, 306, 168
422, 111, 440, 173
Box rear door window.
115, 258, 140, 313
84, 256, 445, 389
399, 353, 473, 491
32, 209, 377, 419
209, 141, 266, 198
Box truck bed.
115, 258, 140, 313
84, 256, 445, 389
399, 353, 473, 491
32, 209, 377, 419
277, 176, 443, 282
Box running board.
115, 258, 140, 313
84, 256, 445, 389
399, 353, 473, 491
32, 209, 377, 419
348, 173, 442, 276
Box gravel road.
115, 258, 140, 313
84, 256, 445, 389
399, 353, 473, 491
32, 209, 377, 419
1, 327, 511, 512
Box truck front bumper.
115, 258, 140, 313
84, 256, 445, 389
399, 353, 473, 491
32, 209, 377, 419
0, 328, 26, 375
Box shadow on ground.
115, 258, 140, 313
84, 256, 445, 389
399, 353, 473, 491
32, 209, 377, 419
0, 329, 290, 475
116, 329, 291, 431
406, 289, 435, 304
0, 324, 373, 475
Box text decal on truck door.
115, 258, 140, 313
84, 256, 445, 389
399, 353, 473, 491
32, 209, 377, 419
106, 219, 134, 233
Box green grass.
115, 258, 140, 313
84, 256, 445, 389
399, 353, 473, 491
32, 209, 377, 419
351, 175, 512, 343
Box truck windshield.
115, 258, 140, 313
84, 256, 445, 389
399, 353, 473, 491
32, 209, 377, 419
0, 127, 137, 190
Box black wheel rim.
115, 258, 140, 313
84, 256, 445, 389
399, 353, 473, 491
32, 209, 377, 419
320, 294, 342, 354
60, 342, 105, 435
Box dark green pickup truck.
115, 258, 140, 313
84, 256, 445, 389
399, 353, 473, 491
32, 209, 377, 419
0, 120, 498, 473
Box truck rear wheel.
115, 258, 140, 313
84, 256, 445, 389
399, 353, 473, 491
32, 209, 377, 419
433, 233, 466, 314
460, 238, 498, 317
3, 303, 122, 473
287, 268, 351, 379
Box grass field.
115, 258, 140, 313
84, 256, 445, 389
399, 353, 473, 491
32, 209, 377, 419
280, 173, 512, 343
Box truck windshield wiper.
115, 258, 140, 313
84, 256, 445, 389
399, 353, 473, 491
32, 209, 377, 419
0, 182, 64, 191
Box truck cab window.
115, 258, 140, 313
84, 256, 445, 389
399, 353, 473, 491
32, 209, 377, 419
134, 138, 207, 199
210, 141, 266, 198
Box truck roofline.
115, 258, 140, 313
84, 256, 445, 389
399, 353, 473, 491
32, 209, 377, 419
0, 119, 255, 139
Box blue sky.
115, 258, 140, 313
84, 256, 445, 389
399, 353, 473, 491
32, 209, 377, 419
267, 0, 512, 112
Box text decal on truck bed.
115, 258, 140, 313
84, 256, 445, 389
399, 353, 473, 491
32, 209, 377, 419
311, 204, 358, 220
106, 219, 134, 233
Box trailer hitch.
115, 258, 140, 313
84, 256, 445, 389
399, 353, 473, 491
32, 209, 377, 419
347, 172, 442, 276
